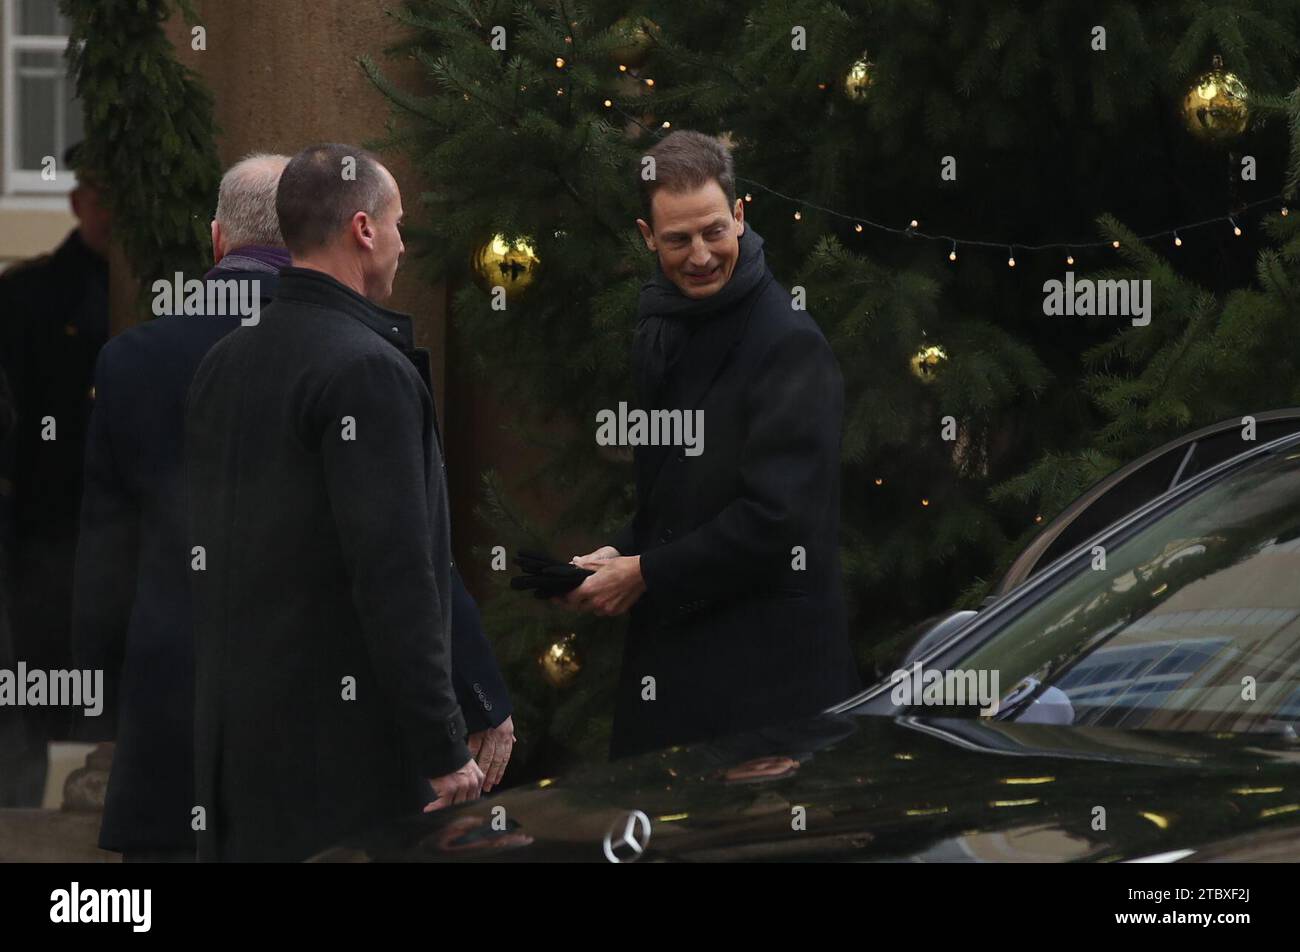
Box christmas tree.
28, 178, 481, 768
364, 0, 1300, 775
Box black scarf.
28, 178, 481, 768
632, 225, 768, 407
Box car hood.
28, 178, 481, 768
310, 713, 1300, 863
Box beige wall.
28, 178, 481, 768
0, 203, 75, 268
160, 2, 523, 572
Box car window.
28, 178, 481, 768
955, 445, 1300, 733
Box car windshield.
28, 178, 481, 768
953, 442, 1300, 732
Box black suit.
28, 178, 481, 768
609, 231, 860, 758
76, 267, 509, 857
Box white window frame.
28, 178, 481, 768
2, 0, 80, 197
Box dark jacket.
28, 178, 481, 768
0, 231, 107, 740
609, 227, 860, 758
185, 267, 473, 862
73, 265, 510, 854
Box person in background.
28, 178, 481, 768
0, 143, 111, 806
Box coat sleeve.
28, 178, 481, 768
449, 567, 513, 732
318, 353, 470, 779
638, 325, 843, 604
608, 518, 636, 556
71, 345, 136, 740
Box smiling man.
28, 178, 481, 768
564, 131, 860, 758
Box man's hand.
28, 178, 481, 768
558, 555, 645, 617
570, 545, 620, 570
424, 757, 485, 812
467, 715, 516, 793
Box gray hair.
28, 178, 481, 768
214, 153, 290, 249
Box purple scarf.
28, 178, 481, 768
203, 244, 291, 280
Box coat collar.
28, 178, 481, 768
275, 267, 416, 351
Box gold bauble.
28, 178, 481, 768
609, 16, 659, 69
1181, 57, 1249, 142
472, 234, 539, 295
539, 633, 582, 688
843, 55, 873, 102
909, 344, 947, 382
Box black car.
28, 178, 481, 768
312, 411, 1300, 863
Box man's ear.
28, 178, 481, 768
635, 217, 655, 252
211, 220, 225, 265
734, 198, 745, 236
351, 211, 375, 248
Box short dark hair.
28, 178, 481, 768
276, 144, 393, 254
639, 131, 736, 228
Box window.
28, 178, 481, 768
955, 443, 1300, 733
2, 0, 83, 194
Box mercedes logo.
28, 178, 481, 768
602, 810, 652, 863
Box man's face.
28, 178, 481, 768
636, 180, 744, 300
362, 166, 405, 303
71, 182, 112, 258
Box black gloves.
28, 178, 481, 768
509, 549, 594, 599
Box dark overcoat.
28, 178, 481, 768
609, 243, 860, 758
185, 267, 470, 861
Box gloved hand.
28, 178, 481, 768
510, 549, 594, 599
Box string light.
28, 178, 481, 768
874, 478, 884, 486
555, 57, 565, 68
599, 96, 1287, 261
602, 98, 612, 108
661, 120, 670, 128
644, 78, 655, 87
793, 210, 802, 221
921, 498, 930, 507
948, 241, 957, 262
1231, 216, 1242, 236
618, 64, 628, 72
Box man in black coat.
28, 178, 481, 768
185, 144, 494, 861
564, 131, 860, 758
0, 145, 112, 805
74, 153, 514, 862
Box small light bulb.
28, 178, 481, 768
1282, 206, 1290, 217
618, 64, 628, 72
921, 498, 930, 507
1008, 255, 1016, 268
1034, 514, 1043, 524
1233, 223, 1242, 236
644, 78, 655, 87
909, 219, 919, 229
949, 250, 957, 262
854, 223, 863, 233
661, 120, 670, 128
1174, 234, 1182, 247
555, 57, 565, 68
744, 193, 753, 202
1112, 239, 1120, 249
793, 211, 802, 221
874, 478, 884, 486
603, 99, 612, 107
1066, 254, 1074, 266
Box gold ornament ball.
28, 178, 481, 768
539, 634, 582, 688
609, 16, 659, 68
472, 234, 539, 296
1181, 59, 1249, 142
844, 55, 874, 101
909, 344, 948, 382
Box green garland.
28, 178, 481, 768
61, 0, 221, 298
